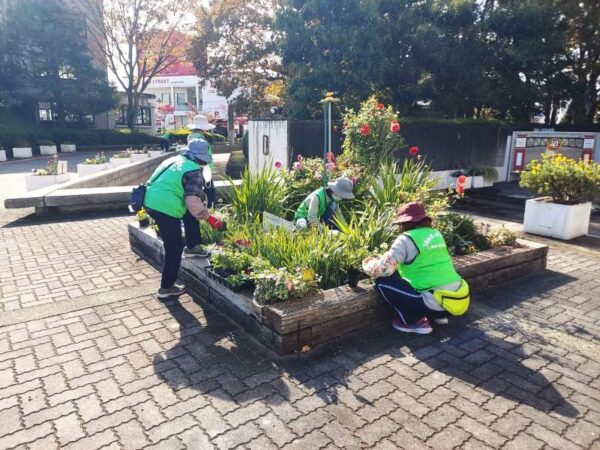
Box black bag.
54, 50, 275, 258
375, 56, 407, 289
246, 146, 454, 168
129, 160, 175, 212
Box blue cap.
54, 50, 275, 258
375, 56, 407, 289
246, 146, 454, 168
184, 139, 212, 164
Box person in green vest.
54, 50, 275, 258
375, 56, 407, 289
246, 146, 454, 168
362, 202, 470, 334
187, 114, 216, 208
295, 177, 355, 229
144, 139, 226, 299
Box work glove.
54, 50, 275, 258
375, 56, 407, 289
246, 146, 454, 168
207, 215, 227, 231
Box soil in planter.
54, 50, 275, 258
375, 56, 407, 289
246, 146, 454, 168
346, 269, 364, 289
139, 219, 150, 228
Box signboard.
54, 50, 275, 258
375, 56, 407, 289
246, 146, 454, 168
513, 149, 526, 170
515, 137, 527, 148
57, 161, 67, 175
584, 139, 595, 149
149, 75, 199, 88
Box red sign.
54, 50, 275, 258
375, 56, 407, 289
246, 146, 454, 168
513, 149, 526, 171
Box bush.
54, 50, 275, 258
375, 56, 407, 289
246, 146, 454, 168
435, 213, 490, 256
242, 130, 249, 158
168, 128, 227, 144
519, 153, 600, 204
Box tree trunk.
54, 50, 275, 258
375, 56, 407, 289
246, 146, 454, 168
126, 89, 136, 130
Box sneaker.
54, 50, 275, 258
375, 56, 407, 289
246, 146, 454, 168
433, 317, 449, 325
392, 317, 433, 334
183, 244, 210, 258
157, 284, 186, 299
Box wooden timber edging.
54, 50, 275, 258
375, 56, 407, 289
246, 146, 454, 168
129, 224, 548, 355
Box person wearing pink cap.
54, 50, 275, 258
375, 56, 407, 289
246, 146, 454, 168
362, 202, 470, 334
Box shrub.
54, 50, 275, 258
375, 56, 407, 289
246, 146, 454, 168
487, 226, 517, 247
38, 140, 55, 146
435, 213, 490, 256
242, 129, 249, 158
342, 96, 406, 171
519, 153, 600, 204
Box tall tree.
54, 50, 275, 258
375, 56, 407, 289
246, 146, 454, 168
189, 0, 284, 117
84, 0, 190, 129
0, 0, 116, 124
277, 0, 386, 118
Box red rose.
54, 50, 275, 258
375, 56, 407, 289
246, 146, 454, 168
457, 175, 467, 185
409, 146, 419, 155
377, 103, 385, 111
390, 121, 401, 133
457, 185, 465, 195
360, 123, 370, 136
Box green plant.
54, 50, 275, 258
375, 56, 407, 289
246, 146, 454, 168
225, 166, 289, 222
84, 152, 107, 165
14, 138, 30, 147
434, 213, 490, 256
342, 96, 406, 171
487, 226, 517, 247
38, 140, 55, 146
468, 166, 498, 181
199, 220, 224, 245
113, 149, 132, 158
33, 154, 58, 176
520, 153, 600, 204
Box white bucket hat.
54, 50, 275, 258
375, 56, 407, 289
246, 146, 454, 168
327, 177, 355, 200
187, 114, 215, 131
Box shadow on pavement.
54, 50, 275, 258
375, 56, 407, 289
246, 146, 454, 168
1, 209, 130, 228
153, 268, 580, 419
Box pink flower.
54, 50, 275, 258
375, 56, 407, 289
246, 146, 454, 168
377, 103, 385, 111
326, 162, 335, 171
390, 121, 401, 133
297, 154, 303, 162
351, 176, 358, 185
285, 280, 293, 291
293, 161, 303, 171
274, 161, 282, 169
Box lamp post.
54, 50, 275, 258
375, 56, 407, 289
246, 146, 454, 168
319, 91, 339, 187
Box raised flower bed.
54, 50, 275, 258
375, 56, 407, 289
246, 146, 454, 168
129, 222, 547, 354
110, 150, 132, 167
77, 152, 111, 176
25, 155, 70, 191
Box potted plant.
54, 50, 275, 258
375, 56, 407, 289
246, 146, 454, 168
39, 140, 57, 155
130, 147, 149, 162
25, 155, 70, 191
13, 138, 33, 158
136, 208, 151, 228
61, 141, 76, 153
520, 153, 600, 240
148, 146, 164, 158
77, 152, 111, 176
110, 149, 132, 167
0, 147, 6, 162
468, 166, 498, 188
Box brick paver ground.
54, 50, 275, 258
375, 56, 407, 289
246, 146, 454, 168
1, 199, 599, 448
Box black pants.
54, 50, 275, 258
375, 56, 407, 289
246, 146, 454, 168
375, 272, 448, 324
204, 180, 216, 209
147, 208, 201, 288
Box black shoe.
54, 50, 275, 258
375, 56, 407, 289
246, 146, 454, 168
183, 245, 210, 258
157, 284, 186, 299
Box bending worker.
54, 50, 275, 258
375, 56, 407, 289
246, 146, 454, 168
295, 177, 355, 229
144, 139, 226, 299
187, 114, 217, 208
362, 202, 469, 334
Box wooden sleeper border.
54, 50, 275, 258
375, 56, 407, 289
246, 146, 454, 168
129, 223, 548, 355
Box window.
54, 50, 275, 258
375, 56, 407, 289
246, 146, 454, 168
116, 106, 151, 126
157, 93, 171, 105
176, 93, 187, 105
38, 103, 54, 122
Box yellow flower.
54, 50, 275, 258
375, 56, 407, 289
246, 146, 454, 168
300, 268, 315, 281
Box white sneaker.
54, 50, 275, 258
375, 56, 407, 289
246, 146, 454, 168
433, 317, 449, 325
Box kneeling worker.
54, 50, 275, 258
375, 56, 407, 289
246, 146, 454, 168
295, 177, 355, 229
362, 202, 469, 334
144, 139, 226, 299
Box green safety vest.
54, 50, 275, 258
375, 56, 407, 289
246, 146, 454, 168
187, 132, 214, 171
398, 227, 461, 291
144, 155, 200, 219
295, 188, 327, 220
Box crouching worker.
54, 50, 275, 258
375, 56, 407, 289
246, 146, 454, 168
144, 139, 226, 299
295, 177, 355, 229
362, 202, 469, 334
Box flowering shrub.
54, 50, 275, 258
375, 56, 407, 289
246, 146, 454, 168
342, 96, 406, 170
113, 149, 132, 158
32, 154, 58, 176
83, 152, 107, 165
520, 153, 600, 204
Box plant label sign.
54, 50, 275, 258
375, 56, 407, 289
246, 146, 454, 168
57, 161, 67, 175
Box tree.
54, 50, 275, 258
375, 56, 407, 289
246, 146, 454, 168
0, 0, 116, 124
189, 0, 284, 117
84, 0, 190, 129
277, 0, 386, 119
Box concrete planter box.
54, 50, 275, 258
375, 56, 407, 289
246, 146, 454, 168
0, 150, 6, 162
61, 144, 76, 153
129, 223, 548, 355
110, 157, 131, 168
148, 150, 164, 158
40, 145, 57, 155
13, 147, 32, 158
25, 173, 70, 192
523, 197, 591, 240
77, 163, 111, 177
130, 153, 149, 162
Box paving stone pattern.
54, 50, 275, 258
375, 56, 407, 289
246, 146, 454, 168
0, 208, 599, 449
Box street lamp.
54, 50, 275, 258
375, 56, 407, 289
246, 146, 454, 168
319, 91, 339, 187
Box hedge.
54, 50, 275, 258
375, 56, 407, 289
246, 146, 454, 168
167, 128, 227, 144
0, 110, 160, 149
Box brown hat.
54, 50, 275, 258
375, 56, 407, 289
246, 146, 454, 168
393, 202, 430, 224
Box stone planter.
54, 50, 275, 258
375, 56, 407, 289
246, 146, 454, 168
77, 162, 111, 177
25, 173, 70, 192
523, 197, 591, 240
471, 176, 485, 189
148, 150, 164, 158
40, 145, 57, 155
13, 147, 32, 158
0, 150, 6, 162
130, 153, 148, 162
61, 144, 76, 153
129, 223, 548, 355
110, 157, 131, 168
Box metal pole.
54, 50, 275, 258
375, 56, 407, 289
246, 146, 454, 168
323, 102, 328, 186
